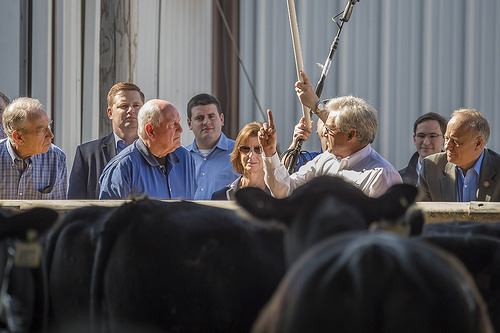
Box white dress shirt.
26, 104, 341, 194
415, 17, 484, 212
263, 144, 402, 198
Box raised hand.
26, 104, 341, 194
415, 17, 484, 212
289, 116, 313, 149
295, 71, 319, 110
258, 109, 278, 157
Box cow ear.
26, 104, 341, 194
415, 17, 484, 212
376, 184, 419, 220
235, 187, 288, 221
0, 207, 59, 240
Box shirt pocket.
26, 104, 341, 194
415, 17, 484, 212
38, 184, 54, 199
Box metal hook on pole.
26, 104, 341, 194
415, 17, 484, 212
282, 0, 360, 174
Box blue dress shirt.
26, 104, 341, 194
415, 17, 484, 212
456, 150, 485, 202
99, 139, 197, 200
186, 132, 239, 200
0, 138, 67, 199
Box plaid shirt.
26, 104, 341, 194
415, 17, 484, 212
0, 138, 67, 199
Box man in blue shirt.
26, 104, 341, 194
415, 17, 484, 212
185, 93, 238, 199
68, 82, 145, 199
418, 109, 500, 201
99, 99, 196, 200
0, 97, 67, 199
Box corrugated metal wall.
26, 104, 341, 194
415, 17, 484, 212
239, 0, 500, 170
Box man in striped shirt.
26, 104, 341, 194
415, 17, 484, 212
0, 97, 66, 199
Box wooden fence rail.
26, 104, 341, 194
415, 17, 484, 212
2, 200, 500, 223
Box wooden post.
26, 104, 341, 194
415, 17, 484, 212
99, 0, 138, 137
212, 0, 240, 140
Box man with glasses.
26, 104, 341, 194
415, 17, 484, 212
0, 97, 67, 199
418, 109, 500, 201
185, 93, 238, 200
68, 82, 144, 199
399, 112, 447, 185
258, 71, 401, 198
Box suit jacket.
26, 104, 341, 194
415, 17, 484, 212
68, 133, 116, 199
399, 151, 419, 186
418, 148, 500, 202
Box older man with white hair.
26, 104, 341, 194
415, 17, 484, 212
0, 97, 67, 199
99, 99, 197, 199
258, 71, 402, 198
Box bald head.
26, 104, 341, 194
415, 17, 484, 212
138, 99, 183, 158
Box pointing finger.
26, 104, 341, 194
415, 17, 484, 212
267, 109, 275, 129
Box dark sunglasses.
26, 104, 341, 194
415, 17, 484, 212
238, 145, 263, 155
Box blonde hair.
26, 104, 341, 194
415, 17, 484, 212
231, 122, 263, 174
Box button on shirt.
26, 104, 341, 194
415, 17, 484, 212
0, 138, 67, 199
186, 132, 239, 200
99, 139, 197, 200
263, 144, 402, 198
455, 150, 484, 202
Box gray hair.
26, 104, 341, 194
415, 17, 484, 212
326, 96, 378, 144
138, 100, 164, 139
450, 108, 490, 144
2, 97, 45, 140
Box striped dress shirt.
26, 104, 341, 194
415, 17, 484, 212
0, 138, 67, 199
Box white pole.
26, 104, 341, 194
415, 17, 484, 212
286, 0, 311, 128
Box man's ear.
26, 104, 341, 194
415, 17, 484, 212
145, 123, 154, 139
107, 107, 113, 120
476, 137, 484, 149
12, 130, 24, 145
347, 130, 356, 141
220, 113, 224, 127
186, 118, 192, 130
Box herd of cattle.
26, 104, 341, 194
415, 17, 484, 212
0, 175, 499, 332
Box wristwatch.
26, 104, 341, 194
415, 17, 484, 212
314, 100, 326, 114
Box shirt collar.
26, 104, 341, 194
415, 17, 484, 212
113, 132, 125, 150
137, 138, 180, 167
5, 139, 40, 163
332, 144, 372, 168
187, 132, 231, 153
455, 149, 485, 176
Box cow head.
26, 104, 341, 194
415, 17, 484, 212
252, 232, 494, 333
236, 176, 419, 265
0, 206, 59, 332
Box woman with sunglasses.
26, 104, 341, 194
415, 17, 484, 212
211, 122, 270, 200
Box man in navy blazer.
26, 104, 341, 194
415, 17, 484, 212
418, 109, 500, 202
68, 82, 145, 199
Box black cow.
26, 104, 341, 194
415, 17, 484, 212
0, 206, 59, 332
252, 232, 494, 333
424, 221, 500, 238
44, 199, 285, 332
236, 176, 419, 265
418, 222, 500, 332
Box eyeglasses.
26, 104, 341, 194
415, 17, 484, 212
415, 133, 443, 141
238, 145, 263, 155
323, 125, 338, 136
23, 120, 53, 135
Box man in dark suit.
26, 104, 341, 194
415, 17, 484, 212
399, 112, 447, 186
418, 108, 500, 202
67, 82, 145, 199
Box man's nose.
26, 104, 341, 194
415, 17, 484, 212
47, 128, 54, 140
444, 140, 452, 150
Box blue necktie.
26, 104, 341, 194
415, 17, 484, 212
116, 140, 127, 154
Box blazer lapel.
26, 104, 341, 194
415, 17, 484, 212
102, 133, 116, 163
477, 149, 496, 201
440, 162, 457, 201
